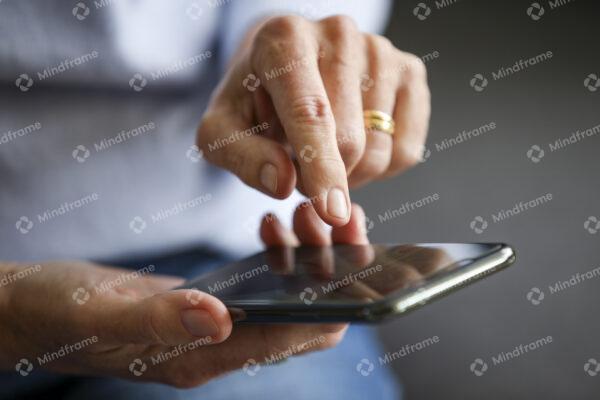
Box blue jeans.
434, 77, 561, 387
0, 248, 402, 400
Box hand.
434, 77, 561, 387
197, 15, 430, 226
0, 202, 368, 388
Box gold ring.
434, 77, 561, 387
363, 110, 395, 135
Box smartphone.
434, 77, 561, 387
179, 243, 515, 323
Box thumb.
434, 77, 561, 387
100, 289, 233, 346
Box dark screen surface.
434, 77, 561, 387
182, 243, 502, 305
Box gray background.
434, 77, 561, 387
362, 0, 600, 398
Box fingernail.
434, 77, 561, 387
327, 188, 348, 220
260, 163, 278, 194
181, 309, 219, 338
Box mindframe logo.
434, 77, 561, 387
243, 358, 261, 376
432, 121, 497, 153
242, 73, 261, 92
470, 193, 553, 234
377, 193, 440, 224
15, 193, 100, 235
375, 50, 440, 83
15, 74, 34, 92
299, 287, 318, 305
412, 0, 461, 20
35, 336, 98, 367
15, 216, 34, 234
244, 335, 326, 376
128, 73, 147, 92
243, 52, 325, 91
72, 2, 90, 21
584, 73, 599, 92
72, 287, 91, 305
470, 358, 488, 376
150, 337, 212, 366
321, 265, 383, 295
360, 73, 375, 92
129, 216, 147, 234
526, 0, 577, 21
584, 216, 600, 234
129, 358, 147, 377
72, 145, 90, 163
128, 51, 212, 91
205, 121, 269, 152
299, 265, 384, 306
470, 51, 553, 92
356, 358, 375, 376
73, 121, 157, 163
204, 264, 270, 295
186, 145, 203, 162
469, 216, 488, 234
526, 265, 600, 306
528, 121, 600, 161
186, 2, 203, 20
526, 2, 545, 20
584, 358, 600, 377
94, 265, 155, 295
470, 335, 553, 376
358, 335, 441, 377
378, 335, 441, 366
0, 264, 42, 288
526, 144, 545, 163
15, 51, 99, 92
128, 193, 212, 234
186, 0, 232, 20
299, 145, 317, 163
526, 287, 545, 305
413, 3, 431, 20
469, 74, 488, 92
15, 359, 33, 377
128, 336, 213, 377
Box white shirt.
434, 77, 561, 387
0, 0, 390, 262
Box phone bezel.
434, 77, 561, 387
226, 243, 516, 323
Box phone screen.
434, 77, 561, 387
182, 243, 503, 306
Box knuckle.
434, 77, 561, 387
390, 142, 421, 172
252, 17, 306, 68
289, 95, 334, 127
365, 34, 393, 54
400, 52, 427, 81
322, 15, 358, 38
302, 153, 347, 183
259, 15, 305, 39
365, 35, 395, 81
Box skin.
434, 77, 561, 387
198, 15, 431, 226
0, 203, 369, 388
0, 14, 430, 388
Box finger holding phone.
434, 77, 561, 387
0, 202, 367, 388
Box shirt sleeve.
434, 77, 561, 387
217, 0, 392, 69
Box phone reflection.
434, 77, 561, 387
186, 244, 460, 304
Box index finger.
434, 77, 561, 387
251, 17, 350, 226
